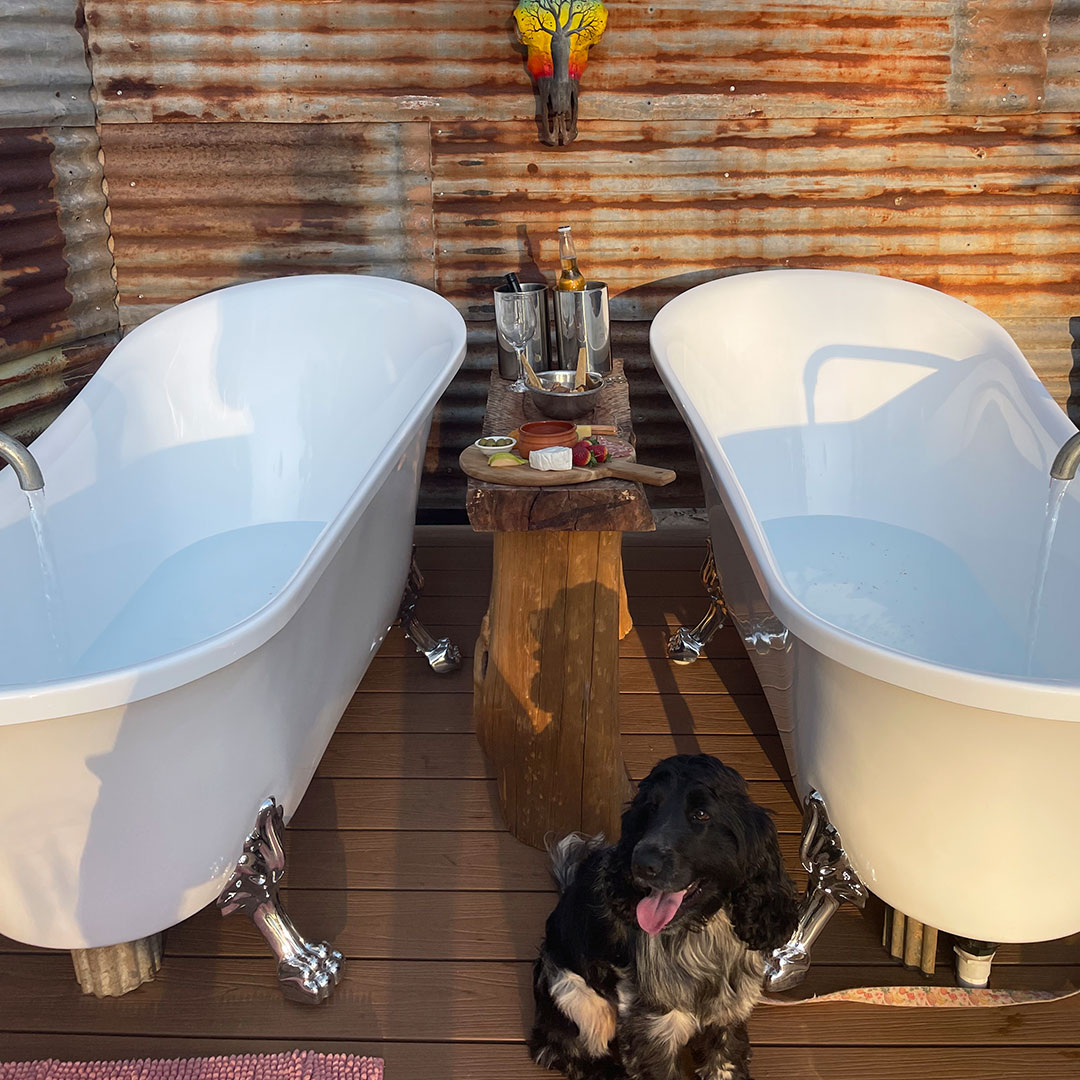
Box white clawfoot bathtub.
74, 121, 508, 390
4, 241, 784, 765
0, 274, 466, 950
651, 269, 1080, 944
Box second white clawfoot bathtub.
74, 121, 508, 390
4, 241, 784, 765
651, 269, 1080, 972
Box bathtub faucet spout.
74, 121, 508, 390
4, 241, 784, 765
0, 431, 44, 492
1050, 432, 1080, 481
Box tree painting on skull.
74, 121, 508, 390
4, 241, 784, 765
514, 0, 608, 145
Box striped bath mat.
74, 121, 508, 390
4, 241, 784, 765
0, 1053, 383, 1080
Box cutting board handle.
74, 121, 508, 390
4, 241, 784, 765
605, 459, 676, 487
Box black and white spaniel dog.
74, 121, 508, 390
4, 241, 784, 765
528, 754, 798, 1080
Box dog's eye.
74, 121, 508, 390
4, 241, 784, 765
689, 808, 710, 824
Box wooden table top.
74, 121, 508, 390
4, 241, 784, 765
465, 359, 657, 533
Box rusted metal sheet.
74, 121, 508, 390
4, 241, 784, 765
422, 322, 701, 509
1, 0, 96, 127
432, 116, 1080, 321
1045, 0, 1080, 111
82, 0, 1066, 125
99, 123, 435, 329
1000, 315, 1080, 422
0, 127, 117, 367
948, 0, 1053, 113
0, 332, 117, 444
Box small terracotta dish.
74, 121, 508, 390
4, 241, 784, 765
515, 420, 577, 458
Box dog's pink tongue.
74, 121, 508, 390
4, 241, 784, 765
636, 888, 688, 936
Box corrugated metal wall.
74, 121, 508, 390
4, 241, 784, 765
0, 0, 118, 442
99, 122, 435, 328
6, 1, 1078, 508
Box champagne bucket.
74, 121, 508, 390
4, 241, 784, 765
494, 282, 551, 378
553, 281, 611, 375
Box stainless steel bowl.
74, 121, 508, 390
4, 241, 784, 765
527, 370, 605, 420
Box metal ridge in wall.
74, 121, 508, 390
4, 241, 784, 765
1045, 0, 1080, 111
0, 332, 117, 443
0, 127, 117, 364
431, 115, 1080, 320
1, 0, 96, 128
98, 122, 435, 329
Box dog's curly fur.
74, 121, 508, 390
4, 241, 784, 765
528, 754, 799, 1080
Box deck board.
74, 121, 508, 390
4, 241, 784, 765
2, 527, 1078, 1078
314, 732, 789, 782
2, 956, 1078, 1045
4, 897, 1076, 970
357, 655, 766, 696
289, 777, 803, 832
337, 686, 776, 734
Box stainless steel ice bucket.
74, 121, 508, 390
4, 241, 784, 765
494, 282, 552, 378
553, 281, 611, 375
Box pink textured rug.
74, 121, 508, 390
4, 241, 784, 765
765, 984, 1080, 1008
0, 1053, 383, 1080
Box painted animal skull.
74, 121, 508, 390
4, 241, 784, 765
514, 0, 608, 145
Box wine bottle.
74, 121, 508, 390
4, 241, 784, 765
504, 272, 523, 292
556, 226, 586, 292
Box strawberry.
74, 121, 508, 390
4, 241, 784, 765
571, 441, 593, 468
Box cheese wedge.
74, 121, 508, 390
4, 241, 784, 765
529, 446, 573, 471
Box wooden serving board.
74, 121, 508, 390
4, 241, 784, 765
460, 445, 676, 488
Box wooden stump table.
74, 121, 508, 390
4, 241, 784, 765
466, 361, 653, 849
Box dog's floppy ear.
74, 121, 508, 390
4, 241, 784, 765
727, 803, 800, 953
614, 764, 662, 858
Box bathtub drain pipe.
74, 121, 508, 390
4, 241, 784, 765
953, 938, 999, 989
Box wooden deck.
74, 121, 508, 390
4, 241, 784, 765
2, 528, 1079, 1077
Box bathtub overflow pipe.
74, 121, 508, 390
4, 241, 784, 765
0, 431, 44, 492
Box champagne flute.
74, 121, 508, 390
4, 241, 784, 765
494, 290, 538, 394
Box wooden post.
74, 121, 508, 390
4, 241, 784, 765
71, 934, 162, 997
618, 561, 633, 640
904, 918, 924, 969
885, 905, 938, 976
920, 926, 939, 976
467, 361, 654, 848
475, 530, 633, 848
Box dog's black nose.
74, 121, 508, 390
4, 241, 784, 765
632, 847, 665, 881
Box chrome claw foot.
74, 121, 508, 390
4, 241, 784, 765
399, 549, 462, 674
667, 538, 728, 665
667, 625, 710, 664
763, 790, 867, 993
276, 939, 345, 1004
218, 798, 344, 1004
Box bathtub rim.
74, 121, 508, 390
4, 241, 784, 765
0, 274, 467, 726
650, 268, 1080, 724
